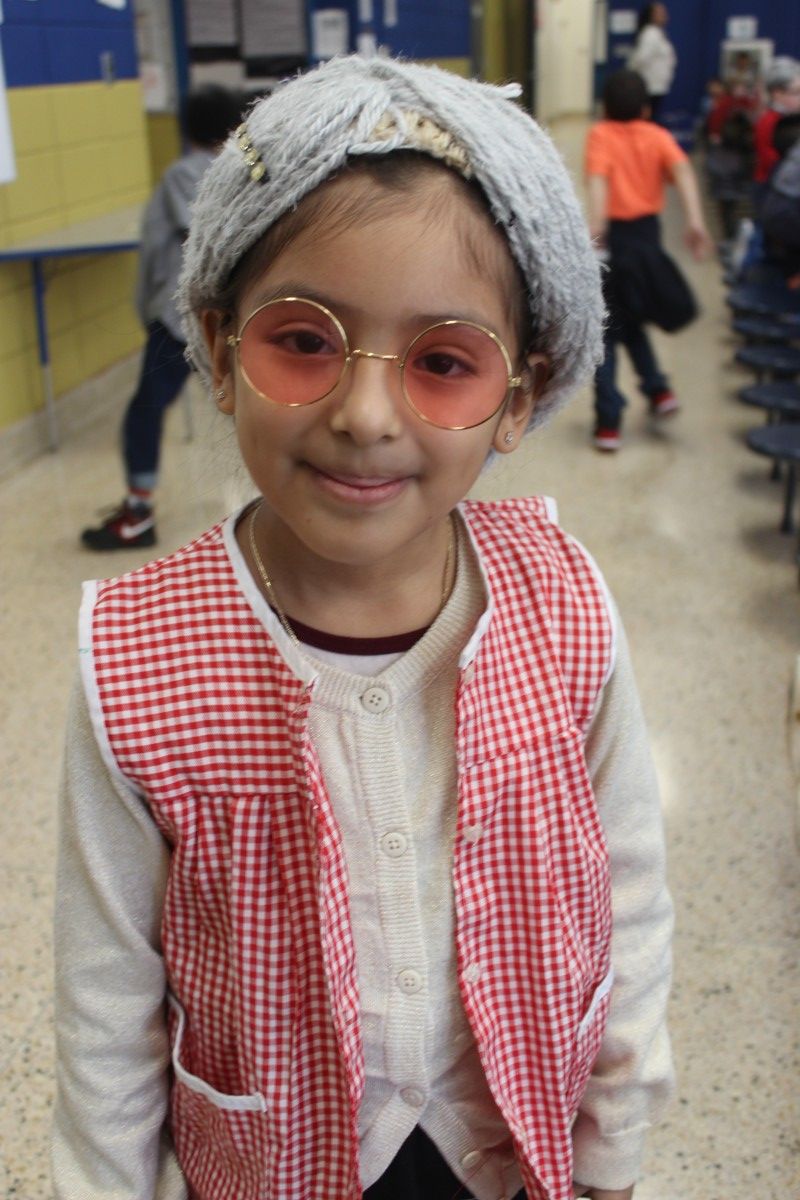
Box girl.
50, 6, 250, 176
53, 56, 674, 1200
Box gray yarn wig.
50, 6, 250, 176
178, 54, 604, 427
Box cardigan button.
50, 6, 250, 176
361, 685, 390, 713
461, 1149, 482, 1170
380, 830, 409, 858
399, 1086, 425, 1108
396, 968, 424, 994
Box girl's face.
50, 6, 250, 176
203, 173, 545, 581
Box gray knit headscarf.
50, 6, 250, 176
178, 54, 604, 428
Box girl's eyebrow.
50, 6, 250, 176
245, 282, 338, 311
243, 283, 497, 331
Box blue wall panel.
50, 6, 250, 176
4, 0, 132, 24
377, 1, 470, 59
2, 24, 47, 88
44, 26, 138, 85
306, 0, 470, 62
3, 0, 138, 87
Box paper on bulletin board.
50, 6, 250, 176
311, 9, 349, 59
241, 0, 308, 57
140, 62, 168, 111
727, 17, 757, 41
0, 39, 16, 183
609, 10, 636, 35
186, 0, 238, 47
96, 0, 128, 10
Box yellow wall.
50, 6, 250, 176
480, 0, 531, 100
0, 80, 151, 433
421, 57, 472, 78
146, 111, 181, 184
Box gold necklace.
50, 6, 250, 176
247, 503, 456, 647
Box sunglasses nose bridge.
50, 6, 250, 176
347, 348, 402, 366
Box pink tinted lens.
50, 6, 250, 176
238, 300, 346, 405
403, 323, 511, 429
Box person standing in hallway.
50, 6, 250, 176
627, 3, 676, 122
752, 57, 800, 207
80, 83, 243, 551
586, 69, 712, 451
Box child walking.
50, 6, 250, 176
54, 56, 674, 1200
586, 69, 711, 450
80, 84, 242, 550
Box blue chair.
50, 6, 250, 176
727, 284, 800, 318
735, 343, 800, 382
746, 424, 800, 535
732, 315, 796, 343
738, 380, 800, 422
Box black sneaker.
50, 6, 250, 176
81, 501, 157, 551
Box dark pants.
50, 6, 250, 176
594, 216, 669, 431
648, 93, 665, 121
363, 1127, 526, 1200
122, 320, 191, 491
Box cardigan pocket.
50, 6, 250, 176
168, 994, 270, 1200
566, 965, 614, 1116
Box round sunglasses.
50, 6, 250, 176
226, 297, 523, 431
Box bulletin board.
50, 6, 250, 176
185, 0, 308, 78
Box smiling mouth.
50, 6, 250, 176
308, 464, 410, 503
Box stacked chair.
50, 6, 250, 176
732, 269, 800, 567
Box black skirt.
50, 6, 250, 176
362, 1126, 526, 1200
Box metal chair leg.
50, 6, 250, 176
780, 461, 797, 533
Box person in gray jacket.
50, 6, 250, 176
81, 84, 243, 551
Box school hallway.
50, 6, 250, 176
1, 119, 798, 1199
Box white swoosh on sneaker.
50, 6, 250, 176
117, 518, 153, 539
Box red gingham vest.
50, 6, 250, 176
85, 497, 614, 1200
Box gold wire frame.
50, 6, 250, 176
226, 296, 522, 430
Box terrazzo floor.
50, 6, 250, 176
1, 121, 799, 1198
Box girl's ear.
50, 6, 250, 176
493, 352, 550, 454
200, 309, 236, 414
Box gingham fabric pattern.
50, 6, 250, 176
86, 497, 614, 1200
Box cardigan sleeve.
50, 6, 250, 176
572, 606, 675, 1191
52, 677, 187, 1200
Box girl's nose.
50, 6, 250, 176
327, 355, 405, 444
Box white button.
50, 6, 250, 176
380, 830, 408, 858
361, 686, 390, 713
463, 823, 483, 843
461, 1149, 482, 1170
463, 962, 482, 984
462, 662, 476, 685
396, 968, 424, 994
399, 1086, 425, 1107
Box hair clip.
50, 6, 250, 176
235, 123, 268, 183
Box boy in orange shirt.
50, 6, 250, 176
586, 69, 711, 449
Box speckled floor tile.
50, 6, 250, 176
0, 1006, 56, 1200
1, 118, 799, 1200
636, 937, 800, 1200
0, 870, 53, 1070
